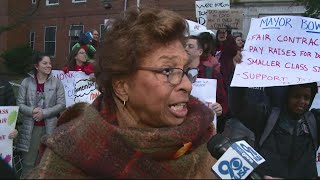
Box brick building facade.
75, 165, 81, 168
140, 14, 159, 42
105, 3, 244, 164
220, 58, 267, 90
0, 0, 305, 69
0, 0, 31, 54
0, 0, 199, 69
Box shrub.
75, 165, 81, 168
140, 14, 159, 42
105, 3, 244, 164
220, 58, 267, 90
1, 45, 37, 75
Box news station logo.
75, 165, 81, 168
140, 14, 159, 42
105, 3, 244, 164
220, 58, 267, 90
218, 157, 250, 179
212, 140, 265, 179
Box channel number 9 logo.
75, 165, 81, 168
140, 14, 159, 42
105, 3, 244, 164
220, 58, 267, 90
218, 158, 250, 179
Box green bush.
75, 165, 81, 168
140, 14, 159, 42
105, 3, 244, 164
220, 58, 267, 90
1, 45, 37, 75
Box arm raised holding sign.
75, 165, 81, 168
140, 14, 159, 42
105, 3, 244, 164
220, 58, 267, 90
229, 16, 320, 179
229, 82, 319, 179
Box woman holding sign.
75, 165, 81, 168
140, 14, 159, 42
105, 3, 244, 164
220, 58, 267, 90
63, 47, 94, 75
27, 7, 217, 179
16, 53, 66, 178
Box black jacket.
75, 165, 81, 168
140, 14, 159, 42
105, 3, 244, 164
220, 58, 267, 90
0, 79, 16, 106
229, 84, 319, 179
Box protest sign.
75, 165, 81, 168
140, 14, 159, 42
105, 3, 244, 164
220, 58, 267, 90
187, 19, 215, 36
195, 0, 230, 26
52, 70, 100, 107
0, 106, 19, 167
207, 9, 243, 30
231, 16, 320, 87
74, 77, 101, 104
191, 78, 217, 128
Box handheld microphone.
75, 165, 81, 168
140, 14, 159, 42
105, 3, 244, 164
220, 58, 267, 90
207, 134, 265, 179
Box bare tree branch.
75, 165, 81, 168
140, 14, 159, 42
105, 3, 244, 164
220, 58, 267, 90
0, 0, 42, 35
296, 0, 320, 18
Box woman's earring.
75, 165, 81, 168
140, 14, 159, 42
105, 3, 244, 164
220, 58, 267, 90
123, 99, 126, 108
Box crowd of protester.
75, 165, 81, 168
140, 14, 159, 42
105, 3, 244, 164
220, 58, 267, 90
0, 6, 319, 179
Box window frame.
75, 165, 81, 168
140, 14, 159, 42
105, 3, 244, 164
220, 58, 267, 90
72, 0, 87, 3
46, 0, 59, 6
69, 25, 84, 53
44, 26, 57, 57
99, 24, 105, 39
29, 32, 35, 50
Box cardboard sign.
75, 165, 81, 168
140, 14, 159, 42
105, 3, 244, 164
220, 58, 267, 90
195, 0, 230, 26
0, 106, 19, 167
206, 9, 244, 30
231, 16, 320, 87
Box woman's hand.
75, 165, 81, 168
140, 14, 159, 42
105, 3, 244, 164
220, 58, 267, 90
33, 107, 44, 121
8, 129, 18, 139
89, 73, 96, 82
210, 102, 223, 116
233, 50, 243, 66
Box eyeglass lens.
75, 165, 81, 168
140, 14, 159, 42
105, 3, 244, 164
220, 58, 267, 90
168, 69, 198, 84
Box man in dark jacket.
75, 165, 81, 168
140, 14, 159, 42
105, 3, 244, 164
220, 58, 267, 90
229, 82, 319, 179
0, 79, 16, 106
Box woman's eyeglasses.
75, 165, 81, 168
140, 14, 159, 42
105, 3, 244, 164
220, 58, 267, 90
137, 67, 199, 85
78, 51, 87, 55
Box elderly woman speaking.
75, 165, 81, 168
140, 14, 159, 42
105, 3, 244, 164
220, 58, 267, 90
28, 7, 216, 179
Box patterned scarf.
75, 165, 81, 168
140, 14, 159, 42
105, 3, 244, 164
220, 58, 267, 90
32, 94, 215, 178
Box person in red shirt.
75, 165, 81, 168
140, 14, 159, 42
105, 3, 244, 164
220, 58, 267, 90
16, 53, 66, 178
63, 47, 94, 75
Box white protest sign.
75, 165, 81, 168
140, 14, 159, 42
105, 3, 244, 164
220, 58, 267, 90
195, 0, 230, 26
191, 78, 217, 128
231, 16, 320, 87
74, 78, 101, 104
52, 70, 100, 107
0, 106, 19, 167
187, 19, 215, 36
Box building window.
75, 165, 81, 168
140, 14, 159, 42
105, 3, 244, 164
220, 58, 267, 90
69, 25, 84, 52
29, 32, 35, 50
46, 0, 59, 6
44, 26, 57, 57
100, 24, 105, 39
72, 0, 86, 3
32, 0, 36, 4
